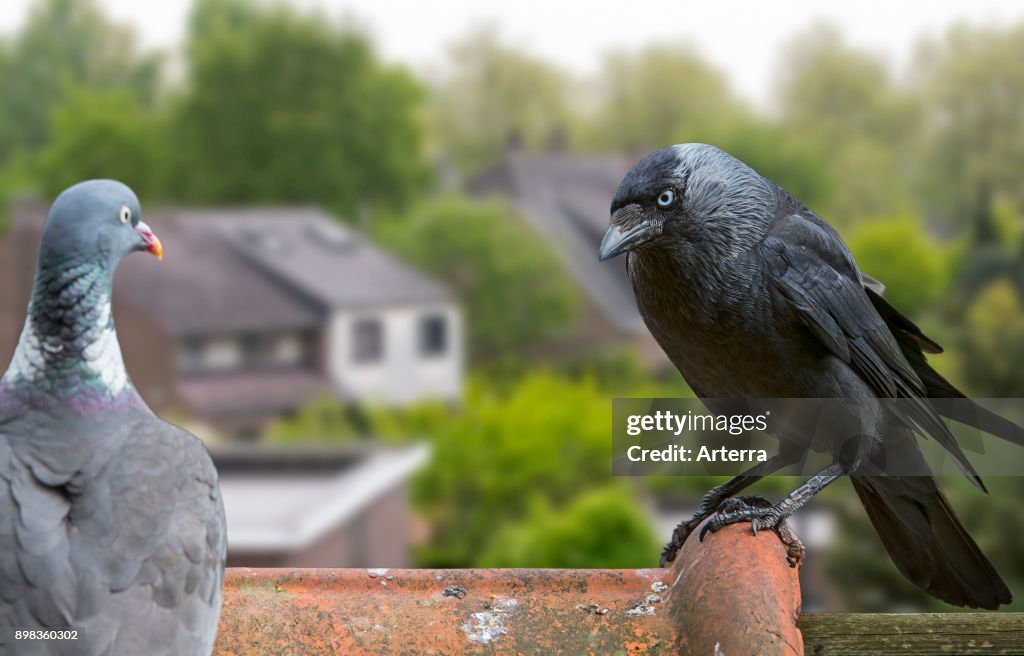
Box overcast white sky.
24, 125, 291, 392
0, 0, 1020, 108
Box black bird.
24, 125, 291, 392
600, 143, 1023, 609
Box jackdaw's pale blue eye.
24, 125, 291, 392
657, 189, 675, 207
119, 206, 132, 225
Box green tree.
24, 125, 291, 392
777, 24, 916, 149
478, 486, 658, 568
266, 394, 358, 443
381, 372, 616, 567
915, 22, 1024, 219
590, 44, 744, 151
33, 88, 170, 200
172, 0, 429, 215
776, 24, 918, 223
428, 25, 574, 177
377, 195, 580, 357
0, 0, 159, 167
961, 279, 1024, 397
845, 216, 948, 317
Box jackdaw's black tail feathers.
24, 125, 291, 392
851, 475, 1011, 609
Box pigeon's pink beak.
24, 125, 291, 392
136, 221, 163, 261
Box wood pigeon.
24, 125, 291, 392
0, 180, 226, 654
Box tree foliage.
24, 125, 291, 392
34, 88, 169, 199
916, 22, 1024, 216
777, 24, 917, 149
172, 0, 430, 215
961, 279, 1024, 397
382, 372, 618, 567
845, 216, 948, 317
589, 44, 744, 151
478, 486, 658, 568
0, 0, 158, 168
266, 394, 358, 443
427, 25, 574, 178
377, 195, 580, 357
775, 24, 919, 223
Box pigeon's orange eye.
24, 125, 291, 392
119, 206, 132, 225
657, 190, 675, 207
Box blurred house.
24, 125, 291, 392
0, 203, 463, 436
468, 144, 667, 368
215, 443, 429, 567
0, 238, 16, 360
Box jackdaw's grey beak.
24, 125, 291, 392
599, 204, 657, 261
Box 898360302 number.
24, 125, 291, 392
7, 629, 80, 642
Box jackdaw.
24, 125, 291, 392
600, 143, 1022, 609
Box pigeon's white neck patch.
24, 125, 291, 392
3, 299, 130, 396
83, 301, 130, 394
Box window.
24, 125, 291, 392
178, 336, 205, 373
419, 315, 447, 357
352, 318, 384, 364
237, 332, 307, 368
240, 333, 274, 365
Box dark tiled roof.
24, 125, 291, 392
470, 152, 645, 334
198, 208, 454, 309
116, 207, 454, 335
117, 215, 322, 335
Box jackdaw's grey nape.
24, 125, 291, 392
600, 143, 1024, 609
0, 180, 226, 654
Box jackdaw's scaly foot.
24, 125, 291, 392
698, 496, 805, 568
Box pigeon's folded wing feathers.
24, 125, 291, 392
0, 415, 225, 655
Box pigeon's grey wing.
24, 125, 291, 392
0, 423, 87, 656
761, 209, 984, 489
78, 418, 226, 656
0, 416, 225, 656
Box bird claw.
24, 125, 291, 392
695, 496, 805, 568
660, 489, 737, 566
660, 517, 702, 566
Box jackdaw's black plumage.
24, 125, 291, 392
601, 143, 1022, 609
0, 180, 226, 654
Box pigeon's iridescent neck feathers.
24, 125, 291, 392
1, 256, 144, 415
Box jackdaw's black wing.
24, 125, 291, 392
867, 287, 1024, 448
760, 207, 1016, 608
760, 207, 984, 488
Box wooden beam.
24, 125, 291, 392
799, 612, 1024, 655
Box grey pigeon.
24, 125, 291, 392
0, 181, 226, 654
600, 144, 1022, 609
